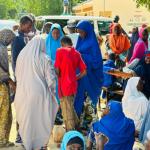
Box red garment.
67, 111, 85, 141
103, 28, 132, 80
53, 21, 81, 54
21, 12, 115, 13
54, 47, 87, 98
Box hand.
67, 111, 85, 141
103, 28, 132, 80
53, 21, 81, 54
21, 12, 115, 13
119, 68, 122, 72
101, 113, 105, 118
132, 71, 138, 77
94, 132, 109, 147
109, 68, 115, 73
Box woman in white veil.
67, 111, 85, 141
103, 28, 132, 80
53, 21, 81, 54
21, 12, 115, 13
14, 35, 58, 150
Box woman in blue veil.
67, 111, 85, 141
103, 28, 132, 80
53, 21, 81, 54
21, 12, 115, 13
45, 23, 64, 105
74, 20, 104, 129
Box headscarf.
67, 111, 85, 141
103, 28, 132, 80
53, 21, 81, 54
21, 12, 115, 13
88, 101, 135, 150
0, 27, 15, 85
74, 21, 104, 115
45, 23, 64, 66
60, 131, 85, 150
147, 26, 150, 32
127, 27, 139, 62
122, 77, 148, 131
128, 27, 148, 65
109, 24, 114, 34
138, 51, 150, 97
109, 23, 131, 55
15, 35, 58, 149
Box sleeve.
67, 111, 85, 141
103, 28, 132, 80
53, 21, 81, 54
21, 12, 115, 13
123, 59, 140, 73
11, 37, 22, 64
77, 53, 87, 72
54, 50, 61, 69
45, 60, 56, 95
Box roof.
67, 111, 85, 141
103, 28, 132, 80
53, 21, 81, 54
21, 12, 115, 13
36, 15, 113, 22
73, 0, 93, 10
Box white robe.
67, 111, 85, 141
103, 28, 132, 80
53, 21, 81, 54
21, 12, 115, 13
122, 77, 148, 131
14, 35, 58, 150
67, 33, 79, 48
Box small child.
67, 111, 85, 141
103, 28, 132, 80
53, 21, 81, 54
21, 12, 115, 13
54, 36, 87, 132
11, 15, 33, 75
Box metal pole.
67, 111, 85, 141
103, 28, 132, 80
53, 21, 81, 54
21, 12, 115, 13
103, 0, 105, 17
71, 0, 73, 15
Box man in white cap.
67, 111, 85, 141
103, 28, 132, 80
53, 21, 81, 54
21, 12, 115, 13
67, 20, 79, 48
146, 131, 150, 150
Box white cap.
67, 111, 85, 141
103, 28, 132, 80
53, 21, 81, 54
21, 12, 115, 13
67, 20, 76, 28
147, 130, 150, 140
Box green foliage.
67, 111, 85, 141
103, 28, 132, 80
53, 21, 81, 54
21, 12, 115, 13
0, 0, 19, 19
133, 0, 150, 11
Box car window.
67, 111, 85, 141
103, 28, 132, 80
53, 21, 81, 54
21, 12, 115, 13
97, 21, 112, 35
35, 21, 44, 32
0, 22, 18, 30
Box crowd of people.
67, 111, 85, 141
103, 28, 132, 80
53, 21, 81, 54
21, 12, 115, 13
0, 13, 150, 150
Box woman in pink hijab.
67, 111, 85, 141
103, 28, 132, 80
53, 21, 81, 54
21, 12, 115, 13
128, 27, 148, 65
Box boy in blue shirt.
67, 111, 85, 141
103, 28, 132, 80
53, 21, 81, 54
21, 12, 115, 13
11, 15, 33, 76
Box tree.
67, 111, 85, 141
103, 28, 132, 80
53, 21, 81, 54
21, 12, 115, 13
133, 0, 150, 11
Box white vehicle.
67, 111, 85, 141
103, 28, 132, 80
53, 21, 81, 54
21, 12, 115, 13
0, 20, 18, 30
36, 15, 113, 56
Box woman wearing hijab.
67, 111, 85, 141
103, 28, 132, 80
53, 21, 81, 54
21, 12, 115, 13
109, 23, 131, 68
74, 20, 104, 130
14, 35, 58, 150
45, 23, 64, 106
122, 77, 148, 131
60, 131, 109, 150
0, 27, 16, 148
127, 26, 139, 62
128, 27, 148, 65
87, 101, 135, 150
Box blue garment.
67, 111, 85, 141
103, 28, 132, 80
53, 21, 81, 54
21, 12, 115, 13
45, 24, 64, 105
138, 100, 150, 147
11, 32, 26, 74
60, 131, 85, 150
74, 20, 104, 115
102, 60, 116, 99
137, 51, 150, 97
103, 60, 116, 87
87, 101, 135, 150
45, 23, 64, 66
127, 27, 139, 62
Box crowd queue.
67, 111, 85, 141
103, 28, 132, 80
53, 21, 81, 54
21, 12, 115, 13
0, 13, 150, 150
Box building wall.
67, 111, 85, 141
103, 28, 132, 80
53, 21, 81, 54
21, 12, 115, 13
93, 0, 150, 32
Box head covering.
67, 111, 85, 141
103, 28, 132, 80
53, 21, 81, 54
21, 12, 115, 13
147, 26, 150, 32
63, 26, 69, 35
74, 20, 104, 115
15, 35, 58, 150
142, 24, 147, 28
0, 27, 15, 84
28, 13, 35, 21
109, 23, 131, 55
138, 51, 150, 97
122, 77, 148, 131
67, 137, 84, 147
128, 27, 148, 65
60, 131, 85, 150
147, 131, 150, 140
127, 27, 139, 62
88, 101, 135, 150
67, 20, 76, 28
45, 23, 64, 66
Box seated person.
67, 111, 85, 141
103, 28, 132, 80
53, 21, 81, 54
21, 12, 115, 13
60, 131, 109, 150
122, 77, 148, 132
102, 53, 122, 101
87, 101, 135, 150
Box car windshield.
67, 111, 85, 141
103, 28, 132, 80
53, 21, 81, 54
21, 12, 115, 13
0, 21, 19, 30
97, 21, 112, 35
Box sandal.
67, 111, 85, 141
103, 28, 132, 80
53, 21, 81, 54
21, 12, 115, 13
40, 142, 48, 150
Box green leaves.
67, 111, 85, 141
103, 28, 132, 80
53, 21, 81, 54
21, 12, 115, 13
133, 0, 150, 11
